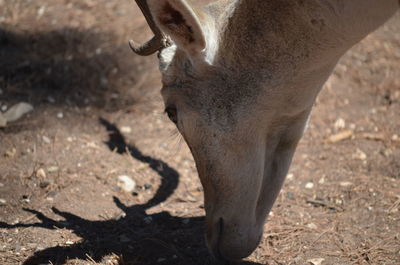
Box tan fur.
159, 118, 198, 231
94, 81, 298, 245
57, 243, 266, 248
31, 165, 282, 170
143, 0, 399, 261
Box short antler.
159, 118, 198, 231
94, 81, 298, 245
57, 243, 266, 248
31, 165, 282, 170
130, 0, 171, 56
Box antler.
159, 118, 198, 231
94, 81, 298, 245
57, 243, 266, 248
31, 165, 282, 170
130, 0, 171, 56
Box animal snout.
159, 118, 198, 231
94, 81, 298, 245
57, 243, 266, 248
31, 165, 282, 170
206, 217, 262, 261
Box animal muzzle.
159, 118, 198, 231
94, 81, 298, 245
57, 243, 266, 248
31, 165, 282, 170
206, 216, 263, 261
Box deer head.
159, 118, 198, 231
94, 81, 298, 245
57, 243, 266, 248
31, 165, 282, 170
129, 0, 398, 261
128, 0, 325, 261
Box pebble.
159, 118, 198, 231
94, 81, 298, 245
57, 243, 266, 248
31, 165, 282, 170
328, 130, 353, 143
37, 6, 46, 17
306, 223, 318, 229
47, 166, 59, 173
47, 96, 56, 103
4, 148, 16, 158
117, 175, 136, 192
305, 182, 314, 189
2, 102, 33, 122
143, 216, 153, 224
334, 118, 346, 129
286, 173, 294, 180
353, 149, 367, 160
339, 181, 353, 187
56, 112, 63, 119
0, 198, 6, 205
157, 258, 166, 263
21, 195, 30, 203
318, 176, 325, 184
36, 168, 46, 178
42, 135, 51, 144
0, 182, 4, 188
392, 134, 399, 141
120, 126, 132, 133
307, 258, 325, 265
1, 105, 7, 111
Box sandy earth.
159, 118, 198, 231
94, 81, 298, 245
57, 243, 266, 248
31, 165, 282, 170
0, 1, 399, 264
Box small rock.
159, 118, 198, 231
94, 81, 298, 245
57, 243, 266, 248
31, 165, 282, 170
307, 258, 325, 265
353, 149, 367, 160
37, 6, 46, 17
334, 118, 345, 129
42, 135, 51, 144
143, 216, 153, 224
328, 130, 353, 143
339, 181, 353, 187
392, 134, 399, 141
4, 147, 16, 158
21, 195, 30, 203
286, 173, 294, 180
335, 198, 343, 205
1, 104, 7, 111
36, 168, 46, 178
306, 223, 318, 229
318, 176, 325, 184
0, 182, 4, 188
47, 96, 56, 103
382, 148, 393, 157
65, 240, 74, 245
268, 211, 274, 216
47, 166, 59, 173
3, 102, 33, 123
56, 112, 63, 119
120, 126, 132, 133
157, 258, 166, 263
305, 182, 314, 189
117, 175, 136, 192
0, 198, 6, 205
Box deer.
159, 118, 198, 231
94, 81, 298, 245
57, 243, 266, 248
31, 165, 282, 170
129, 0, 399, 262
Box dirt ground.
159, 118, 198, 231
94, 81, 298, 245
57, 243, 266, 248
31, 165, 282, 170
0, 1, 399, 264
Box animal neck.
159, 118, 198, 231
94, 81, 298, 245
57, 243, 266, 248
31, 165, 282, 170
210, 0, 398, 76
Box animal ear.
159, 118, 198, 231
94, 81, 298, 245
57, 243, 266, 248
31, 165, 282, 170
148, 0, 206, 56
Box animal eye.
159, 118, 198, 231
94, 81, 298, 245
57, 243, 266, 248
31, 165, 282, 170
165, 106, 178, 124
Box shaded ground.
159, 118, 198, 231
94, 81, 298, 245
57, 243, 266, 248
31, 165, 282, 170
0, 1, 399, 264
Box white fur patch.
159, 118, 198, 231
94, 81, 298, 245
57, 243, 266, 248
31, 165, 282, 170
159, 44, 177, 72
202, 21, 218, 65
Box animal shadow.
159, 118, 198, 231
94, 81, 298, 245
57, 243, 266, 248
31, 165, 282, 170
0, 28, 150, 111
0, 118, 263, 265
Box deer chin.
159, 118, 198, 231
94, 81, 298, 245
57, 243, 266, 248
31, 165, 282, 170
206, 215, 263, 261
